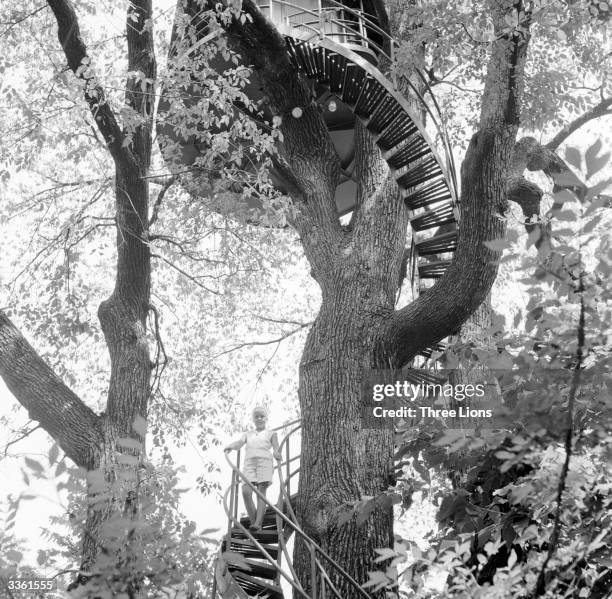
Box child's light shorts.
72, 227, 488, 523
243, 456, 273, 484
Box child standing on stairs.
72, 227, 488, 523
224, 406, 282, 531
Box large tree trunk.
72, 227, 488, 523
295, 128, 407, 593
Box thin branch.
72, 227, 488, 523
2, 423, 43, 459
254, 315, 313, 327
0, 5, 46, 35
253, 342, 281, 390
149, 175, 177, 227
546, 97, 612, 151
429, 79, 481, 94
532, 274, 585, 597
150, 253, 221, 295
212, 323, 311, 359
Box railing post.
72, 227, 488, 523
227, 471, 235, 546
311, 546, 318, 599
234, 449, 241, 523
318, 0, 324, 39
286, 435, 291, 499
320, 569, 326, 599
390, 41, 397, 90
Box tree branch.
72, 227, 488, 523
2, 423, 42, 459
149, 175, 177, 227
46, 0, 138, 173
211, 323, 311, 359
0, 311, 102, 468
181, 0, 343, 275
546, 97, 612, 152
380, 0, 531, 366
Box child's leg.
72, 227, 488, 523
241, 484, 256, 523
253, 482, 270, 528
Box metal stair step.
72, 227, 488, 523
239, 512, 278, 529
416, 343, 447, 360
231, 527, 279, 542
364, 94, 401, 134
410, 201, 455, 231
375, 114, 418, 153
227, 555, 278, 580
232, 571, 283, 598
293, 41, 317, 78
396, 155, 440, 189
225, 538, 279, 560
403, 178, 451, 209
328, 53, 348, 93
415, 230, 458, 256
354, 79, 386, 118
386, 140, 430, 171
339, 62, 363, 104
313, 46, 326, 80
418, 260, 452, 279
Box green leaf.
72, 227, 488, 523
362, 570, 391, 589
564, 146, 581, 170
587, 152, 610, 180
552, 188, 577, 204
48, 443, 59, 464
6, 549, 23, 562
24, 456, 45, 475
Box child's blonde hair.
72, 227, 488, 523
252, 405, 268, 417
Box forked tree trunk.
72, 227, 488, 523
293, 123, 407, 595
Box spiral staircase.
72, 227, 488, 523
163, 0, 460, 363
169, 1, 459, 282
214, 420, 374, 599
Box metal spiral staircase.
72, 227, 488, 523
168, 0, 459, 293
255, 0, 458, 360
162, 0, 461, 362
214, 420, 373, 599
272, 1, 458, 282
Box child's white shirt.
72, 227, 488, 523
240, 429, 274, 460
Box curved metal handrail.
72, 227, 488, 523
221, 420, 373, 598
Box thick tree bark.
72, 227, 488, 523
294, 123, 406, 595
0, 312, 103, 468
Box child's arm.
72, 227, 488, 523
224, 433, 246, 453
271, 432, 282, 462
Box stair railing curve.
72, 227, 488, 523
220, 419, 374, 599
